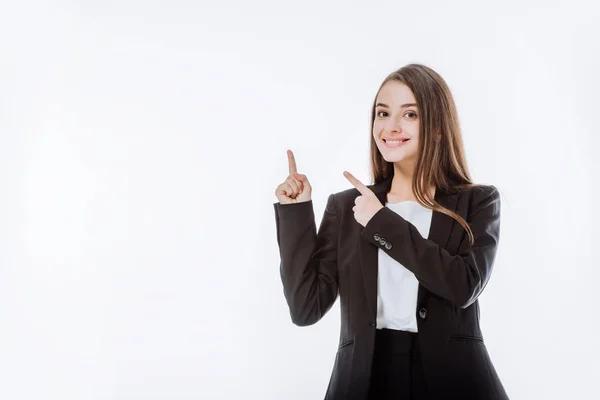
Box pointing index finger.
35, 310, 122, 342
344, 171, 369, 195
287, 150, 298, 174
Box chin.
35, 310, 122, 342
386, 157, 409, 163
381, 151, 416, 163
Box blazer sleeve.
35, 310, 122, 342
362, 185, 501, 309
273, 194, 339, 326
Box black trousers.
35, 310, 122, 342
367, 328, 429, 400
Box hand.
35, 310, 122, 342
274, 150, 313, 204
344, 171, 384, 227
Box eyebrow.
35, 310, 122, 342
375, 102, 418, 109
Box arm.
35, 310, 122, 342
362, 185, 501, 308
273, 194, 339, 326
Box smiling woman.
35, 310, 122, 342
273, 63, 509, 400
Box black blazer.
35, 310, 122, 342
273, 174, 509, 400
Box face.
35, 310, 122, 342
372, 80, 420, 163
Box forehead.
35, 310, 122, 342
376, 80, 416, 103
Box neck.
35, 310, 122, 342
389, 161, 435, 200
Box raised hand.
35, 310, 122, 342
344, 171, 383, 227
274, 150, 313, 204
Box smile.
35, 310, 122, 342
383, 138, 410, 148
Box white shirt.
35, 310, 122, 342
376, 200, 433, 332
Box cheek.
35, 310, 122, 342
372, 122, 384, 138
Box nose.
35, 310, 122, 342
383, 123, 402, 135
384, 116, 403, 133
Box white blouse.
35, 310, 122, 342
376, 200, 433, 332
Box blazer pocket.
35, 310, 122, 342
338, 339, 355, 351
449, 334, 484, 343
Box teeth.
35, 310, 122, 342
385, 139, 408, 144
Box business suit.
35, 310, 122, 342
273, 173, 509, 400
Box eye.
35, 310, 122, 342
406, 111, 418, 119
376, 110, 388, 118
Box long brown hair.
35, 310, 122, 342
369, 63, 478, 245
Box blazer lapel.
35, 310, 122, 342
358, 175, 460, 320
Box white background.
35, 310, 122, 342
1, 1, 599, 399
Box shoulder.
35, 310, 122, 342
461, 184, 501, 219
465, 183, 499, 199
445, 182, 498, 199
440, 183, 501, 218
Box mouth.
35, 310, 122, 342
382, 138, 411, 148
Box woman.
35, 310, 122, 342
273, 63, 509, 400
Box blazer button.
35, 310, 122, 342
384, 242, 392, 250
373, 233, 381, 241
418, 308, 427, 319
369, 321, 375, 327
